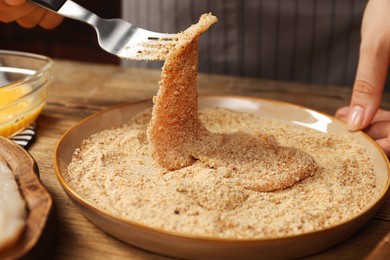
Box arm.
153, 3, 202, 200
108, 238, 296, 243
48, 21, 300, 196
0, 0, 63, 29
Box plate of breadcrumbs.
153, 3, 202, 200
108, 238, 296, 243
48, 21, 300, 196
54, 14, 390, 260
55, 95, 390, 260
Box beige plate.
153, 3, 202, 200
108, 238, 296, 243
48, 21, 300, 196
0, 136, 53, 259
54, 95, 390, 260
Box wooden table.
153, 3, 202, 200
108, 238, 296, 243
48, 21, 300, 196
28, 60, 390, 259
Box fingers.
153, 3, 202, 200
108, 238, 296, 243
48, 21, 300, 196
0, 0, 63, 28
371, 109, 390, 122
0, 1, 35, 23
365, 121, 390, 140
335, 106, 350, 121
348, 45, 388, 131
337, 107, 390, 124
336, 106, 390, 156
16, 5, 45, 28
39, 11, 63, 29
376, 136, 390, 156
15, 6, 63, 29
347, 0, 390, 131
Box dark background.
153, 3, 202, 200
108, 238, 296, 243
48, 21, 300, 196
0, 0, 121, 64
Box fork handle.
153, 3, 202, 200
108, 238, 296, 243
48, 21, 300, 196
29, 0, 66, 11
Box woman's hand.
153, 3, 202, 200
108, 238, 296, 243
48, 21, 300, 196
0, 0, 63, 29
336, 0, 390, 156
336, 107, 390, 155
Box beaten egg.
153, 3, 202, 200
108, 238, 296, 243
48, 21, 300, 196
0, 84, 45, 137
0, 50, 52, 138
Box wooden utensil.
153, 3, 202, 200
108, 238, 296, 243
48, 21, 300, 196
0, 137, 55, 259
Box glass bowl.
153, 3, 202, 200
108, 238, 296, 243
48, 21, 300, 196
0, 50, 52, 137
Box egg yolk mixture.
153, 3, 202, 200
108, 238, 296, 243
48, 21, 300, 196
0, 85, 44, 137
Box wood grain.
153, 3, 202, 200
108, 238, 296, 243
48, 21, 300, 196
25, 59, 390, 259
0, 137, 54, 260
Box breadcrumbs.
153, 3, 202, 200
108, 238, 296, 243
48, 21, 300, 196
67, 108, 377, 239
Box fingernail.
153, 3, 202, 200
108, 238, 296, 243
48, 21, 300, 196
347, 105, 364, 131
335, 109, 347, 119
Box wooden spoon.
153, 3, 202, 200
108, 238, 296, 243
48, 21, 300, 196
0, 136, 54, 259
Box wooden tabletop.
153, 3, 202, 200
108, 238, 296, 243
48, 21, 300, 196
27, 59, 390, 259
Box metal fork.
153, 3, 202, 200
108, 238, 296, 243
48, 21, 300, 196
29, 0, 176, 60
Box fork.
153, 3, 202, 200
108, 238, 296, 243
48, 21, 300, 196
29, 0, 177, 60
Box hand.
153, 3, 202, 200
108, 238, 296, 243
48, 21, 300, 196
0, 0, 63, 29
336, 107, 390, 155
335, 0, 390, 155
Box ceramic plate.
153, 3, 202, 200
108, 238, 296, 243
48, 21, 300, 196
54, 95, 390, 259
